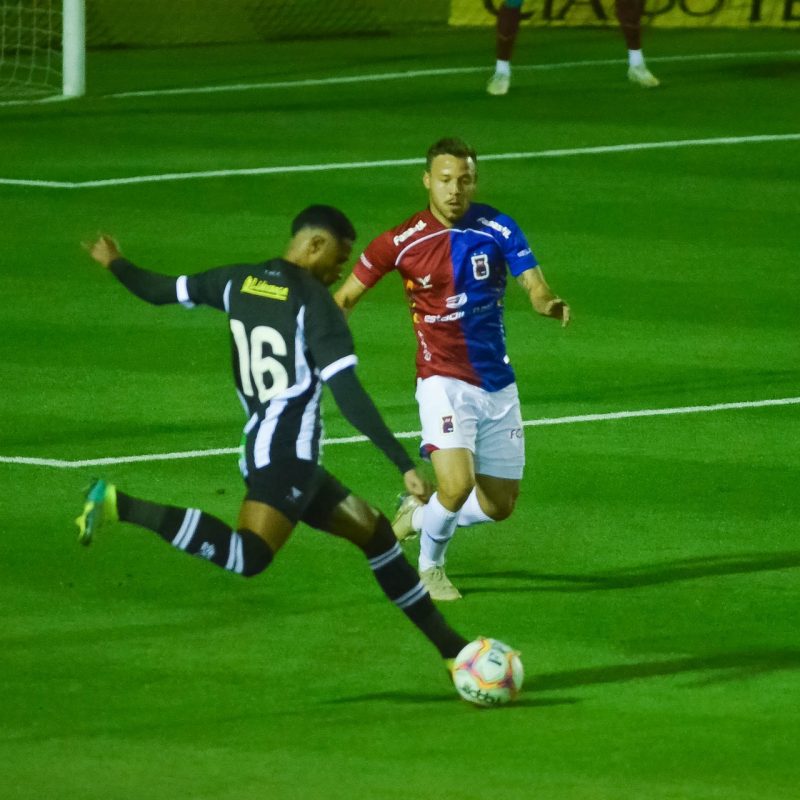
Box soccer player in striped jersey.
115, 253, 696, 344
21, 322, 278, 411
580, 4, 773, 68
486, 0, 659, 96
334, 138, 570, 601
75, 205, 468, 669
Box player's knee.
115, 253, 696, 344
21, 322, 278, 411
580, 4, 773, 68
437, 483, 474, 511
361, 514, 396, 559
237, 529, 274, 578
489, 497, 516, 521
483, 491, 519, 521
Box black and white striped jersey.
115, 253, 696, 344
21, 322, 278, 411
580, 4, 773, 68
178, 258, 356, 468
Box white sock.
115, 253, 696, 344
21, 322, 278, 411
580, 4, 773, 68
410, 504, 424, 533
628, 49, 645, 68
456, 488, 493, 527
495, 59, 511, 77
418, 492, 459, 571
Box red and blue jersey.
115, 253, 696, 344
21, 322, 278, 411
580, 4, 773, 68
353, 203, 538, 391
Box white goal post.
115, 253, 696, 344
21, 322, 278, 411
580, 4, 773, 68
62, 0, 85, 97
0, 0, 84, 102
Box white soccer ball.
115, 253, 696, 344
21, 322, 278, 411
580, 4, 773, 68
451, 637, 524, 707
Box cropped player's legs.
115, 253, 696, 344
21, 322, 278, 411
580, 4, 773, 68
488, 0, 524, 96
75, 479, 279, 577
397, 447, 472, 601
398, 377, 522, 600
616, 0, 659, 87
417, 454, 520, 590
307, 487, 468, 660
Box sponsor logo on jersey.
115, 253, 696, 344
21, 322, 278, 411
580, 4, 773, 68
416, 329, 432, 361
442, 415, 454, 434
517, 247, 532, 258
241, 276, 289, 301
393, 219, 427, 246
478, 216, 512, 240
424, 311, 465, 323
445, 293, 467, 309
416, 274, 433, 289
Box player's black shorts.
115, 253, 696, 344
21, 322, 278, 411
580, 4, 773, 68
244, 458, 350, 529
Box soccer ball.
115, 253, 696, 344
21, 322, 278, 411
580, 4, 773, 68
451, 637, 524, 707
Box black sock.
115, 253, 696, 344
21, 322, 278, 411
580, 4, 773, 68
116, 490, 272, 577
364, 516, 468, 659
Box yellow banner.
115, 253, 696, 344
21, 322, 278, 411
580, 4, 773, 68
450, 0, 800, 27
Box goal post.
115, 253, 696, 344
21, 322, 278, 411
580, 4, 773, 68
62, 0, 85, 98
0, 0, 85, 102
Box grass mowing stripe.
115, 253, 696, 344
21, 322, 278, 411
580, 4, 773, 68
2, 133, 798, 189
4, 396, 798, 469
107, 49, 800, 99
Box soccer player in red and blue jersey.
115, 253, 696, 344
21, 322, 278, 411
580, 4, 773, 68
335, 138, 570, 600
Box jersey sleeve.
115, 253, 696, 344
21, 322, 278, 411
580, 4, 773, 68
109, 258, 180, 305
351, 231, 398, 289
303, 281, 358, 379
109, 259, 234, 311
498, 214, 539, 278
183, 266, 238, 311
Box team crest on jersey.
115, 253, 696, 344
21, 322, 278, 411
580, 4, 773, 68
471, 254, 490, 280
442, 415, 454, 434
241, 276, 289, 301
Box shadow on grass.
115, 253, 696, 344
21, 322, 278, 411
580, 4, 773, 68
529, 648, 800, 691
323, 692, 579, 708
323, 647, 800, 705
458, 550, 800, 593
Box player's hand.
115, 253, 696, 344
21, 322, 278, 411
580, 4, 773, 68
545, 298, 571, 328
403, 468, 432, 504
83, 234, 122, 268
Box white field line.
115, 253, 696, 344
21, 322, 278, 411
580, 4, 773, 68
2, 132, 799, 190
2, 48, 797, 109
3, 396, 798, 470
107, 49, 800, 99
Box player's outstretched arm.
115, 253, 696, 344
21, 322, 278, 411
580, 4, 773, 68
333, 273, 369, 319
517, 267, 571, 327
82, 234, 181, 306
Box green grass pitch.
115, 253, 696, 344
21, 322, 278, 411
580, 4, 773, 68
1, 25, 799, 800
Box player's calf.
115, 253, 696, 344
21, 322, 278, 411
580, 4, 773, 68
363, 515, 467, 658
86, 488, 274, 577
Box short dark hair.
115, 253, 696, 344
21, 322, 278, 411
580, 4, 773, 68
291, 205, 356, 242
425, 137, 478, 170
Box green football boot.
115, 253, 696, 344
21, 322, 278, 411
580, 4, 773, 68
75, 478, 118, 546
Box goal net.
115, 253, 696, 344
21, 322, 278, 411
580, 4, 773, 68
0, 0, 83, 102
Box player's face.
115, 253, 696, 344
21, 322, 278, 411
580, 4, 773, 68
311, 233, 353, 286
424, 154, 477, 226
